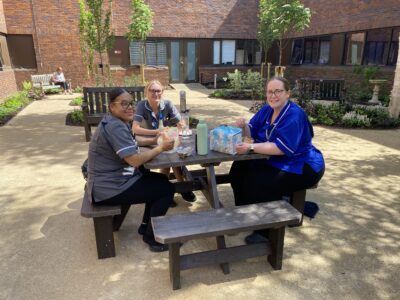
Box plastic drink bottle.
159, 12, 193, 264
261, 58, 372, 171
196, 119, 208, 155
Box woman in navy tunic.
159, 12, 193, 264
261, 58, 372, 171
230, 76, 325, 244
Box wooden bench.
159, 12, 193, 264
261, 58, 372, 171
152, 200, 301, 290
175, 169, 317, 227
31, 74, 62, 93
80, 190, 130, 259
299, 78, 345, 101
82, 86, 145, 141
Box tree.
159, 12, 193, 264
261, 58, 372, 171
261, 0, 311, 66
389, 33, 400, 118
79, 0, 115, 86
125, 0, 154, 84
257, 0, 279, 66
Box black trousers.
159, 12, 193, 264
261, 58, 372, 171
229, 160, 324, 206
94, 171, 174, 237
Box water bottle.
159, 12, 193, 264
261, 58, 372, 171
196, 119, 208, 155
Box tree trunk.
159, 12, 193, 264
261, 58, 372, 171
278, 38, 283, 66
99, 52, 105, 87
389, 33, 400, 118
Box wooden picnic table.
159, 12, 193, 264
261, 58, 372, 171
142, 143, 269, 275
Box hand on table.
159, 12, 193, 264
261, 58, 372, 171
235, 143, 250, 155
159, 132, 174, 152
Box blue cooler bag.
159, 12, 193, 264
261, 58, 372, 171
210, 125, 242, 154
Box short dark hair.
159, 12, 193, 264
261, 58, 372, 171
109, 88, 128, 103
267, 76, 291, 91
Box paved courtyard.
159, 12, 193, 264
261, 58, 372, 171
0, 85, 399, 299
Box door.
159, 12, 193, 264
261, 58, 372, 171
170, 41, 197, 82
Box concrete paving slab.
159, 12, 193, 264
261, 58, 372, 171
0, 85, 399, 299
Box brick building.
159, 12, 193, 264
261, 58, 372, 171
0, 0, 399, 100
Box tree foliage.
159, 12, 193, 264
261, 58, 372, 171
259, 0, 311, 66
125, 0, 154, 83
257, 0, 278, 65
79, 0, 115, 84
126, 0, 154, 42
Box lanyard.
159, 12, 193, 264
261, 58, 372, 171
151, 110, 163, 129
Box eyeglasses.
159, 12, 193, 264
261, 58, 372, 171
266, 89, 285, 97
149, 89, 162, 94
115, 100, 135, 109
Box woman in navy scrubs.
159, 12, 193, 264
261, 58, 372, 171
230, 76, 325, 244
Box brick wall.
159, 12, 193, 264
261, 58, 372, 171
286, 0, 400, 38
114, 0, 259, 39
110, 66, 169, 87
0, 0, 7, 33
0, 70, 17, 101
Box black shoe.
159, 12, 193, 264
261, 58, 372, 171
138, 223, 147, 235
143, 235, 169, 252
245, 232, 268, 244
170, 200, 178, 208
181, 191, 196, 202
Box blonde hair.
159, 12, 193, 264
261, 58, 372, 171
145, 80, 164, 99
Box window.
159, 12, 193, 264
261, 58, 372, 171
291, 39, 303, 64
221, 40, 235, 64
388, 27, 400, 66
345, 32, 365, 65
6, 34, 36, 69
304, 38, 319, 64
213, 41, 220, 64
213, 40, 235, 65
0, 34, 13, 70
235, 40, 261, 65
129, 41, 167, 66
363, 28, 391, 65
290, 36, 330, 65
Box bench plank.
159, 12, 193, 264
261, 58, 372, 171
82, 86, 145, 141
81, 190, 121, 218
152, 201, 301, 244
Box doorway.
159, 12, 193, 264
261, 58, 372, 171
170, 40, 197, 82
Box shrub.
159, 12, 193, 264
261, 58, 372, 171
244, 70, 265, 100
70, 97, 83, 106
73, 86, 83, 93
0, 92, 31, 125
210, 89, 227, 98
123, 74, 142, 87
342, 111, 371, 128
227, 69, 245, 93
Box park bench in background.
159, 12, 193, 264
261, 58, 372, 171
299, 78, 345, 101
31, 74, 62, 93
82, 86, 145, 141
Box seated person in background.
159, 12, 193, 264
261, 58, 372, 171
230, 76, 325, 244
87, 87, 175, 252
52, 66, 72, 94
132, 80, 196, 207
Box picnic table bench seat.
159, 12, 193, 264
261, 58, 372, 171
81, 190, 130, 259
82, 86, 145, 141
152, 200, 301, 290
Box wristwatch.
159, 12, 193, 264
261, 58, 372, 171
249, 144, 254, 153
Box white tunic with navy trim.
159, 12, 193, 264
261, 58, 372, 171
248, 100, 324, 175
